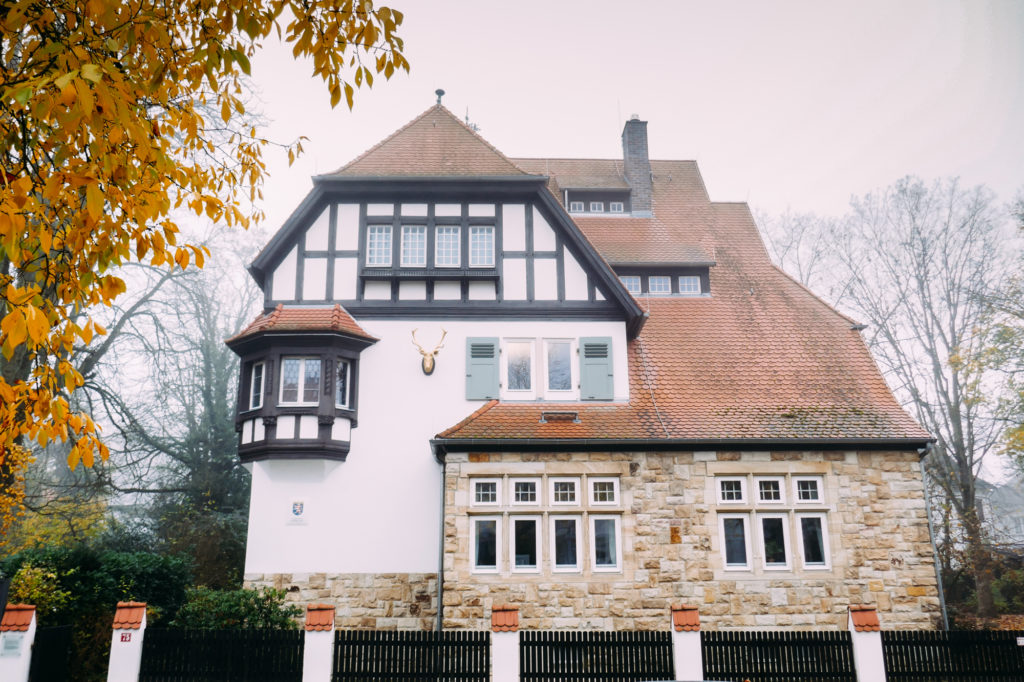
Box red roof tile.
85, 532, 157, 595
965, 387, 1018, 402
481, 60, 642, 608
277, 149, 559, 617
333, 106, 529, 177
113, 602, 146, 630
305, 603, 335, 631
491, 604, 519, 632
1, 604, 35, 632
671, 604, 700, 632
227, 304, 377, 345
849, 605, 881, 632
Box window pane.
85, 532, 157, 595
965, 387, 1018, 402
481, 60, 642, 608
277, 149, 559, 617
610, 202, 624, 213
302, 359, 320, 403
469, 226, 494, 267
401, 226, 426, 266
594, 518, 617, 567
281, 358, 300, 403
436, 226, 460, 266
593, 481, 616, 503
589, 202, 603, 212
507, 342, 532, 391
250, 363, 264, 409
801, 517, 826, 565
513, 519, 537, 568
554, 519, 577, 567
720, 479, 743, 501
723, 518, 747, 566
619, 276, 641, 294
547, 341, 571, 391
649, 276, 671, 294
474, 520, 497, 568
514, 481, 536, 503
367, 225, 391, 266
336, 360, 349, 407
797, 479, 820, 501
761, 517, 787, 565
679, 275, 700, 294
759, 480, 781, 502
553, 481, 576, 503
569, 201, 583, 213
475, 481, 497, 504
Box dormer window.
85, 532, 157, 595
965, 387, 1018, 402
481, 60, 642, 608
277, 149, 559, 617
366, 225, 392, 266
589, 202, 604, 213
569, 201, 584, 213
280, 357, 321, 405
679, 275, 701, 295
649, 276, 671, 295
401, 226, 427, 267
249, 362, 265, 410
609, 202, 625, 213
620, 276, 641, 294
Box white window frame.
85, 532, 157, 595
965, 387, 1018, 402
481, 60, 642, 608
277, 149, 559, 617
335, 359, 351, 409
469, 226, 495, 268
719, 513, 752, 570
510, 478, 540, 506
609, 201, 625, 213
470, 516, 501, 573
366, 225, 392, 266
550, 515, 582, 572
549, 477, 580, 506
434, 225, 461, 267
249, 361, 265, 410
471, 478, 501, 507
542, 338, 576, 398
757, 512, 792, 571
400, 225, 427, 267
756, 476, 786, 505
509, 515, 542, 573
590, 515, 622, 572
649, 275, 671, 295
278, 356, 321, 406
589, 477, 620, 506
793, 476, 824, 504
796, 512, 831, 570
717, 477, 747, 505
569, 201, 584, 213
589, 201, 604, 213
502, 339, 536, 398
620, 275, 641, 295
678, 275, 701, 295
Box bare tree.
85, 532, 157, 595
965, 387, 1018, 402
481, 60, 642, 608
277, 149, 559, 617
756, 209, 851, 307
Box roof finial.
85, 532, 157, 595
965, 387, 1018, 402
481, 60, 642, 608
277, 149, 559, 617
435, 88, 445, 106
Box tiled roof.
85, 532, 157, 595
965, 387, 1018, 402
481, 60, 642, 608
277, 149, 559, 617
491, 604, 519, 632
671, 604, 700, 632
0, 604, 35, 632
113, 602, 146, 630
227, 304, 377, 345
332, 106, 529, 177
305, 603, 335, 631
849, 605, 881, 632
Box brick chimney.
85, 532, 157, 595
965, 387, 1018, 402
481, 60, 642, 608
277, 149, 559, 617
622, 115, 652, 216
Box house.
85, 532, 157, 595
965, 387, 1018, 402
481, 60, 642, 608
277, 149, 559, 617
226, 102, 941, 632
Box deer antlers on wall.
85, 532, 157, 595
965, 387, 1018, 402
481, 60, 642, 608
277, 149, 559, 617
411, 328, 447, 375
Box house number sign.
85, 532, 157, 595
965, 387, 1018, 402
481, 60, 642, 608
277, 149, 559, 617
0, 632, 24, 657
121, 632, 132, 642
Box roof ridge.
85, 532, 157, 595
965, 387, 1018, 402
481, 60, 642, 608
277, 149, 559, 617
436, 399, 498, 438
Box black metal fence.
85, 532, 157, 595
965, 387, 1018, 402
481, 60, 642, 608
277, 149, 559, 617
520, 630, 674, 682
882, 629, 1024, 681
701, 630, 856, 681
332, 630, 490, 681
27, 625, 73, 682
139, 628, 304, 682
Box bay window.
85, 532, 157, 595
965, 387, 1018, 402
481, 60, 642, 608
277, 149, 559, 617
335, 359, 350, 408
280, 357, 320, 405
249, 362, 264, 410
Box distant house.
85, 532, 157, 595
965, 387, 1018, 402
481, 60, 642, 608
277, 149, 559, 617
226, 104, 940, 631
979, 475, 1024, 553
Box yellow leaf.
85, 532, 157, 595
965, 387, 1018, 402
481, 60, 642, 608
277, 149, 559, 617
80, 64, 102, 83
85, 182, 103, 221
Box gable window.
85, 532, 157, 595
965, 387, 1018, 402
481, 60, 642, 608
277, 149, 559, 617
506, 341, 533, 392
679, 275, 701, 295
609, 201, 625, 213
435, 226, 461, 267
649, 275, 671, 295
400, 226, 426, 267
620, 275, 641, 294
569, 201, 584, 213
335, 359, 350, 408
469, 226, 495, 267
366, 225, 392, 266
280, 357, 320, 405
589, 202, 604, 213
249, 362, 265, 410
511, 516, 541, 572
471, 517, 500, 572
544, 340, 573, 392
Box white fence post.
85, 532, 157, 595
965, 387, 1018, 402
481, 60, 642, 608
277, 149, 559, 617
491, 604, 519, 682
670, 604, 702, 681
107, 601, 147, 682
0, 604, 37, 682
302, 603, 336, 682
848, 604, 886, 682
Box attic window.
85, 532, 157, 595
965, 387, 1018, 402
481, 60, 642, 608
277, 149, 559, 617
620, 276, 641, 294
649, 276, 671, 295
679, 275, 701, 295
589, 202, 604, 213
569, 201, 584, 213
609, 202, 624, 213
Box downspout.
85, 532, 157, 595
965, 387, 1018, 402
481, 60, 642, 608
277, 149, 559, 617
920, 444, 949, 630
436, 445, 446, 632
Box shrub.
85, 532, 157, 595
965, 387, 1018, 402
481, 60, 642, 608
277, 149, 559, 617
170, 586, 302, 629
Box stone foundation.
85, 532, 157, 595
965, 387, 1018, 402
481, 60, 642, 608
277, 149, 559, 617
244, 572, 437, 630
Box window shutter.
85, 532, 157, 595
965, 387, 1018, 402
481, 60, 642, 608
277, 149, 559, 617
579, 337, 613, 401
466, 338, 500, 400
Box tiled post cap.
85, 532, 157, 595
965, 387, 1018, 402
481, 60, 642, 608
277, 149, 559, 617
849, 604, 881, 632
671, 604, 700, 632
113, 602, 147, 630
492, 604, 519, 632
305, 603, 336, 631
1, 604, 36, 632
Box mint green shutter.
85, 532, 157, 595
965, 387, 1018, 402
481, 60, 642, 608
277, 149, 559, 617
466, 338, 500, 399
580, 337, 613, 400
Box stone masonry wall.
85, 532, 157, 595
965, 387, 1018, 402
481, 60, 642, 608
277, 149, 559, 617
244, 572, 437, 630
442, 450, 940, 631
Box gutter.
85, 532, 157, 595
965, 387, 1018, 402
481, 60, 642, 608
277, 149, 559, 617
435, 456, 446, 632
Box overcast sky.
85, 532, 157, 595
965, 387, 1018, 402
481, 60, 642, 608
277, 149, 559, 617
245, 0, 1023, 236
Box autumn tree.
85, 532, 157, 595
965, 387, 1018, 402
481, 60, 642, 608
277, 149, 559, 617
0, 1, 407, 530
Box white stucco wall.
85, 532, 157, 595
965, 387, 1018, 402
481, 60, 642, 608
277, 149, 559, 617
244, 318, 629, 575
